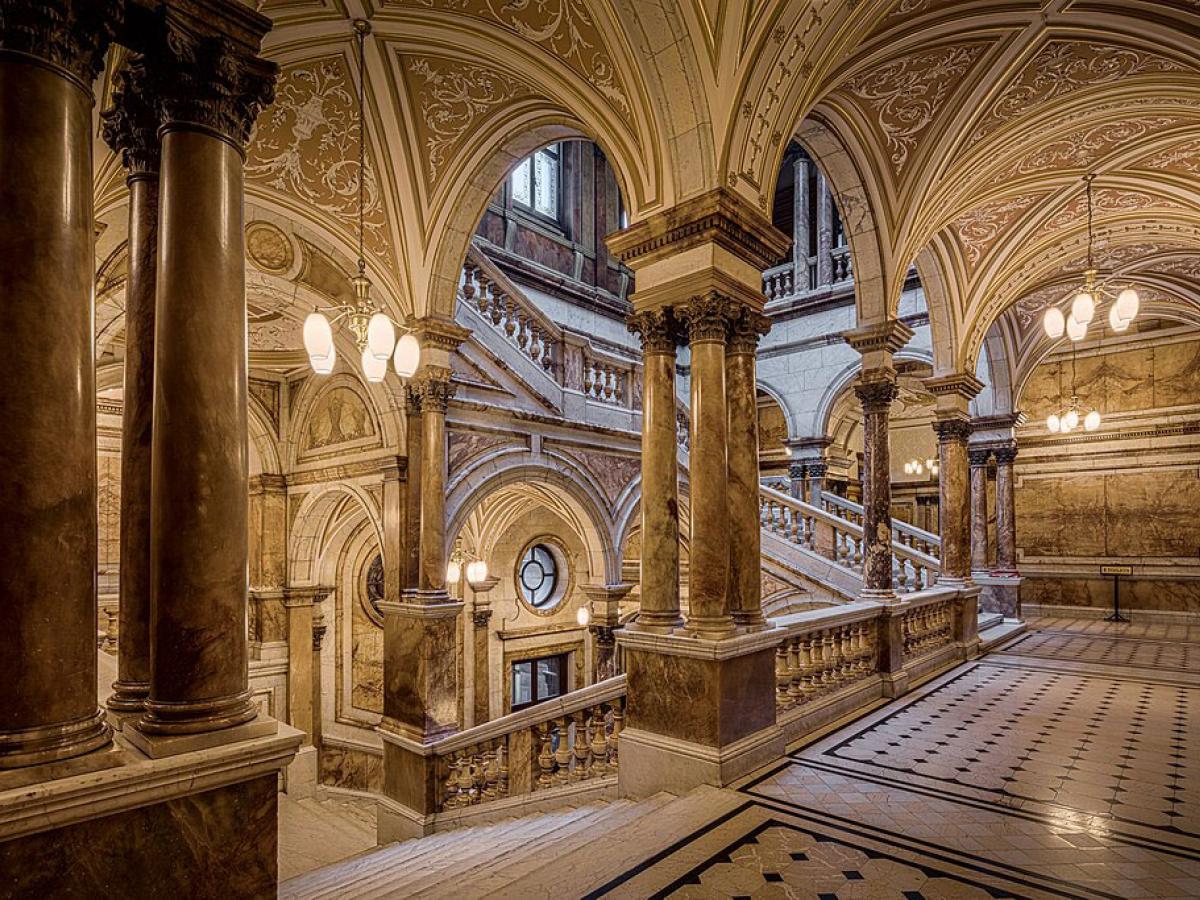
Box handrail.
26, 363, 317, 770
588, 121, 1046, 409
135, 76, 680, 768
820, 491, 941, 559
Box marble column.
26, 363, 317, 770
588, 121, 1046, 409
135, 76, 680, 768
727, 308, 771, 630
680, 294, 736, 639
626, 309, 683, 632
969, 448, 991, 574
934, 417, 973, 584
138, 37, 277, 737
854, 375, 898, 600
792, 155, 811, 290
807, 461, 827, 507
788, 462, 806, 500
470, 600, 493, 726
102, 61, 160, 714
816, 174, 834, 287
994, 444, 1019, 574
416, 369, 454, 595
0, 1, 117, 768
381, 456, 408, 603
403, 387, 423, 590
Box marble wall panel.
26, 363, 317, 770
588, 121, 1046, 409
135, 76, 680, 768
351, 594, 383, 714
1105, 471, 1200, 557
1015, 474, 1107, 557
319, 742, 384, 793
1153, 339, 1200, 408
1021, 575, 1200, 614
97, 454, 121, 573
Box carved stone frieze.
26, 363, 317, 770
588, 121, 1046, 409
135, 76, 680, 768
101, 56, 161, 176
0, 0, 121, 87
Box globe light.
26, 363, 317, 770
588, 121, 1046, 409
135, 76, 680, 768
367, 312, 396, 361
361, 346, 387, 383
446, 559, 461, 585
1084, 410, 1101, 431
466, 559, 488, 585
393, 333, 421, 378
1109, 302, 1130, 333
1115, 287, 1140, 322
576, 606, 591, 627
1064, 408, 1079, 431
1047, 414, 1060, 433
1071, 290, 1095, 325
1043, 306, 1065, 340
1066, 313, 1087, 342
311, 344, 336, 375
303, 312, 334, 361
904, 462, 912, 474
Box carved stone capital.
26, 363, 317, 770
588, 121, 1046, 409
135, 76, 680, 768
0, 0, 121, 88
414, 366, 456, 413
993, 444, 1018, 465
102, 56, 161, 176
727, 307, 772, 355
853, 376, 899, 414
312, 624, 327, 652
807, 461, 828, 479
788, 462, 806, 480
404, 383, 422, 416
589, 624, 617, 647
678, 292, 737, 344
968, 448, 992, 468
933, 416, 973, 444
146, 6, 277, 150
472, 608, 493, 629
842, 319, 915, 357
626, 307, 679, 354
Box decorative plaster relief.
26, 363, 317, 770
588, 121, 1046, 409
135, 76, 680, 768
302, 386, 377, 451
989, 117, 1186, 184
949, 193, 1045, 270
559, 447, 640, 504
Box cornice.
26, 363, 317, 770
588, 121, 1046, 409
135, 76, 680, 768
842, 319, 915, 355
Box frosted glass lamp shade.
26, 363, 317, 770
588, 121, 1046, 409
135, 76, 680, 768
1115, 287, 1140, 322
1064, 408, 1079, 430
1046, 414, 1060, 433
1043, 306, 1065, 339
367, 313, 396, 361
303, 312, 334, 360
1066, 314, 1087, 342
446, 560, 462, 585
311, 345, 336, 375
466, 560, 488, 585
1109, 302, 1130, 332
1084, 410, 1101, 431
576, 606, 591, 626
361, 347, 387, 383
393, 333, 421, 378
1071, 290, 1095, 325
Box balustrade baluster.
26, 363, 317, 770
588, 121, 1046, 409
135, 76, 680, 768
588, 706, 608, 776
554, 717, 571, 785
536, 722, 555, 790
497, 738, 509, 797
529, 325, 543, 362
609, 703, 623, 770
462, 265, 476, 304
802, 637, 820, 695
603, 364, 615, 400
775, 644, 792, 708
572, 711, 591, 781
481, 743, 498, 801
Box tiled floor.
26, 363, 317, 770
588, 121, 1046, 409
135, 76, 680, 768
597, 618, 1200, 899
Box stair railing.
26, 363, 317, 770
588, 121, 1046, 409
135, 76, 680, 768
820, 491, 941, 560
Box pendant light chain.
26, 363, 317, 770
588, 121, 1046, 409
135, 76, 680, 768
356, 20, 367, 279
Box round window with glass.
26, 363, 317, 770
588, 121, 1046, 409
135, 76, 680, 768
518, 544, 561, 609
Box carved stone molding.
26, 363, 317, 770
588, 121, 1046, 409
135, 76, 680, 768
678, 293, 738, 345
853, 376, 899, 413
411, 316, 471, 353
933, 416, 973, 444
842, 319, 915, 356
993, 444, 1018, 465
968, 448, 992, 468
727, 307, 772, 355
0, 0, 121, 88
923, 372, 984, 402
146, 5, 277, 149
626, 307, 680, 354
414, 366, 456, 412
102, 56, 161, 177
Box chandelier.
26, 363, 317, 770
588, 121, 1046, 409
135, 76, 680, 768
1042, 174, 1140, 343
903, 457, 939, 477
446, 538, 489, 588
1046, 342, 1101, 434
302, 19, 419, 382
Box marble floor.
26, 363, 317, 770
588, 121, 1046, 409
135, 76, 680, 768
595, 617, 1200, 899
279, 791, 378, 882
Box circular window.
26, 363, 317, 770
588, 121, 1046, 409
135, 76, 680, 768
518, 544, 561, 609
366, 554, 384, 615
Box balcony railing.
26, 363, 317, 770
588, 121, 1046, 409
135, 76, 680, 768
820, 492, 941, 560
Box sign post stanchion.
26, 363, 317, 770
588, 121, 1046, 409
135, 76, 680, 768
1101, 564, 1132, 623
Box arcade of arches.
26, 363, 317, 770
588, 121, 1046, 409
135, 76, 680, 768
1, 1, 1199, 896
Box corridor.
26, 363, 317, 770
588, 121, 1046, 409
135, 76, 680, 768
595, 618, 1200, 899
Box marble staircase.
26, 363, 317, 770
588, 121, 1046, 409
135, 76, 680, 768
281, 785, 743, 899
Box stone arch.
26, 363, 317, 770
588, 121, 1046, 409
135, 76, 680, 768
287, 482, 384, 588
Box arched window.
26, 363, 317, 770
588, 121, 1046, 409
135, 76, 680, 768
366, 553, 384, 615
518, 543, 559, 608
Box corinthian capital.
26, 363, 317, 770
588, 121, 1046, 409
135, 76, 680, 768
414, 366, 456, 413
0, 0, 121, 87
853, 375, 898, 413
727, 307, 771, 355
933, 416, 973, 444
145, 6, 277, 149
102, 56, 160, 177
678, 292, 737, 345
626, 307, 679, 354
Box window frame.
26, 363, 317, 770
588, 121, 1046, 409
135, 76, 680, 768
510, 652, 568, 713
510, 143, 563, 225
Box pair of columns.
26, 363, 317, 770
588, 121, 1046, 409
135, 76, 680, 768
790, 156, 836, 291
969, 444, 1019, 574
0, 2, 276, 768
628, 296, 770, 638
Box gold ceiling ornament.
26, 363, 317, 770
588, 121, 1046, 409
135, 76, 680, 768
1041, 175, 1140, 346
303, 19, 420, 383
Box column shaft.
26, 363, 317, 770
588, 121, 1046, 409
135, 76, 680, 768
816, 175, 834, 286
727, 311, 769, 630
682, 296, 734, 637
403, 389, 423, 590
792, 156, 811, 290
417, 373, 452, 593
969, 449, 990, 574
934, 419, 973, 582
807, 462, 827, 507
994, 446, 1018, 573
854, 377, 897, 598
0, 36, 113, 767
627, 310, 682, 631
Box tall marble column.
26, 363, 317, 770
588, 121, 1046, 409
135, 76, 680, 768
102, 61, 160, 714
792, 155, 811, 290
816, 174, 834, 287
416, 369, 454, 595
626, 309, 683, 632
0, 0, 117, 768
854, 375, 899, 599
933, 417, 973, 584
381, 455, 408, 603
969, 448, 991, 574
403, 386, 423, 591
994, 444, 1019, 574
680, 294, 735, 639
727, 308, 771, 630
138, 29, 277, 738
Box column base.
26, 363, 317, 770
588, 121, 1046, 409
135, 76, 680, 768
126, 713, 277, 759
859, 588, 899, 604
678, 615, 738, 640
106, 680, 150, 713
618, 724, 784, 797
625, 611, 685, 634
0, 708, 112, 771
977, 573, 1022, 619
139, 690, 259, 736
731, 612, 771, 632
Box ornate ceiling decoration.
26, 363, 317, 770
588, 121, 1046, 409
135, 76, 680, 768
1134, 138, 1200, 177
948, 192, 1046, 271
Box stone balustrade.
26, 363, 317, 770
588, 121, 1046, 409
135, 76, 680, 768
821, 492, 941, 560
900, 597, 954, 660
462, 249, 560, 376
775, 616, 877, 710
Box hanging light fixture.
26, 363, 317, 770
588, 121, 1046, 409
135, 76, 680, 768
1046, 340, 1101, 434
302, 19, 419, 381
903, 457, 938, 477
1041, 174, 1140, 343
446, 539, 489, 588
